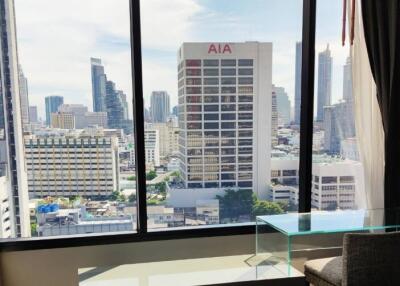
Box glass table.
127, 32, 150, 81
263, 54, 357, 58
256, 209, 400, 275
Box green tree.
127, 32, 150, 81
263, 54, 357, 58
128, 193, 136, 202
147, 198, 161, 205
127, 175, 136, 181
216, 189, 256, 222
31, 222, 37, 237
146, 170, 157, 180
252, 200, 284, 217
154, 182, 166, 194
109, 190, 121, 201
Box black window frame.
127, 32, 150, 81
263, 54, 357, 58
0, 0, 316, 251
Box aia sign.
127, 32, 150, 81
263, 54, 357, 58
208, 43, 232, 54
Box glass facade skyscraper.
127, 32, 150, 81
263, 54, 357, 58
150, 91, 170, 123
91, 57, 107, 113
45, 95, 64, 126
317, 45, 332, 122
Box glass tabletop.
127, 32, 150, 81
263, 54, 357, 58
256, 208, 400, 236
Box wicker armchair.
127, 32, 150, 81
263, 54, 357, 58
304, 231, 400, 286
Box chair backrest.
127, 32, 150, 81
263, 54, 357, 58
342, 231, 400, 286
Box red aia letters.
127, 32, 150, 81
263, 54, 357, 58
208, 44, 232, 54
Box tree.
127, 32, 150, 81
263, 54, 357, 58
127, 175, 136, 181
31, 222, 37, 237
128, 193, 136, 202
147, 198, 161, 205
109, 190, 126, 202
146, 170, 157, 180
109, 190, 121, 201
252, 200, 284, 217
216, 189, 256, 222
154, 182, 166, 194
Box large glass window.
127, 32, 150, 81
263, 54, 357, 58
312, 0, 364, 211
11, 0, 136, 238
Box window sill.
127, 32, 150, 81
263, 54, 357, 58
0, 222, 274, 252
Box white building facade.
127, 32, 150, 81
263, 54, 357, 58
24, 134, 119, 198
177, 42, 272, 199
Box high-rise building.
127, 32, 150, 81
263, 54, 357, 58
172, 105, 178, 117
177, 42, 272, 199
150, 91, 170, 123
105, 81, 127, 131
18, 66, 29, 128
57, 104, 108, 129
149, 120, 179, 159
91, 58, 107, 112
85, 111, 108, 128
316, 45, 332, 121
273, 85, 291, 126
51, 112, 75, 129
294, 42, 302, 125
343, 56, 352, 102
25, 131, 119, 198
323, 57, 355, 155
0, 0, 30, 237
58, 104, 88, 128
45, 95, 64, 126
29, 106, 38, 122
271, 89, 278, 147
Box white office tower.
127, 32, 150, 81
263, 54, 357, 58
0, 0, 30, 237
177, 42, 272, 199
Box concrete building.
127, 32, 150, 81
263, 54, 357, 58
36, 206, 134, 237
294, 42, 302, 125
177, 42, 272, 199
0, 0, 31, 237
324, 101, 355, 154
341, 137, 360, 161
316, 45, 332, 122
29, 106, 38, 122
18, 66, 29, 129
144, 129, 160, 167
84, 111, 108, 128
56, 104, 108, 129
24, 132, 119, 199
45, 95, 64, 126
273, 85, 291, 126
150, 120, 179, 159
150, 91, 170, 123
271, 88, 278, 147
91, 57, 107, 112
51, 112, 75, 129
270, 156, 364, 210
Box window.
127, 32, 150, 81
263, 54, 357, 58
311, 0, 364, 211
5, 0, 312, 242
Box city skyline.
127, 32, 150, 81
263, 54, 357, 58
14, 0, 350, 120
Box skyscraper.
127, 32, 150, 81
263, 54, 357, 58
29, 106, 38, 122
91, 57, 107, 112
0, 0, 30, 238
294, 42, 302, 125
271, 89, 278, 147
105, 80, 129, 132
273, 85, 291, 126
18, 65, 29, 128
177, 42, 272, 199
343, 56, 352, 102
45, 95, 64, 126
150, 91, 170, 123
317, 45, 332, 121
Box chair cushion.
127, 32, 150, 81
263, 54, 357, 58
304, 256, 342, 286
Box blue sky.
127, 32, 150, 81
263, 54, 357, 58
14, 0, 349, 120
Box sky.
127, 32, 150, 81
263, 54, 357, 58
14, 0, 350, 120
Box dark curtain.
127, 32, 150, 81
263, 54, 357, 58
361, 0, 400, 209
